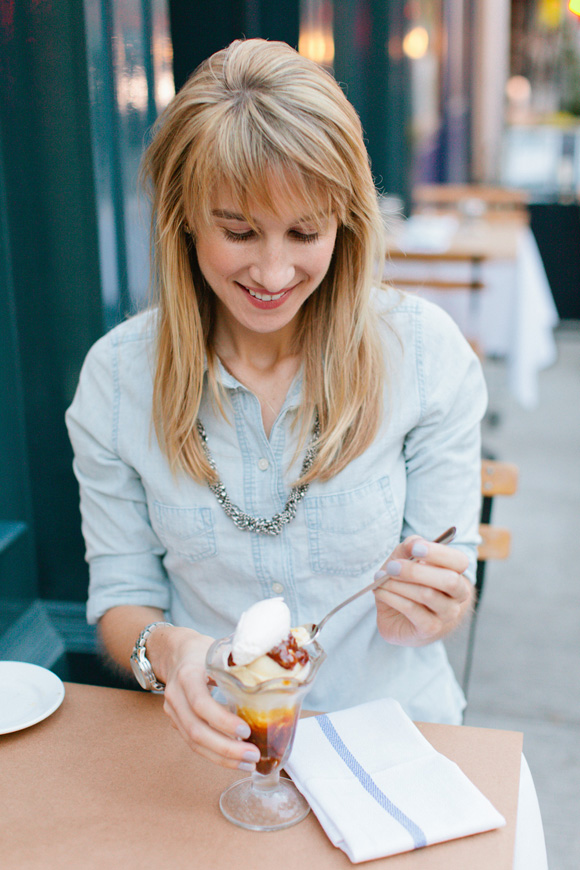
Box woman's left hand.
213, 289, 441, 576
373, 536, 473, 647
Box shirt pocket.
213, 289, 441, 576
303, 476, 400, 575
152, 502, 217, 563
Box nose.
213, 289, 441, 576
247, 241, 296, 293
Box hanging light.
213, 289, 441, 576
402, 26, 429, 60
569, 0, 580, 16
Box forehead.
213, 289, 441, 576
211, 181, 321, 223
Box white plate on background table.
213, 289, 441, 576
0, 661, 65, 734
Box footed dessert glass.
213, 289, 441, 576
206, 634, 326, 831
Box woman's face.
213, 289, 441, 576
193, 183, 338, 344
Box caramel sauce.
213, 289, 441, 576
237, 705, 300, 774
267, 634, 310, 669
228, 633, 310, 670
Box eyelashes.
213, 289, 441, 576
223, 229, 320, 244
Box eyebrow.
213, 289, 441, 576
211, 209, 247, 221
211, 208, 320, 224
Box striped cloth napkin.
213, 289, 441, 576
285, 698, 505, 863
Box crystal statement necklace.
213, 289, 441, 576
196, 415, 320, 536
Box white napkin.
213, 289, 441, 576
285, 699, 506, 864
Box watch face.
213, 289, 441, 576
130, 653, 149, 690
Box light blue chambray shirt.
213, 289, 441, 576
65, 288, 487, 724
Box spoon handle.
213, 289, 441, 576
315, 526, 457, 636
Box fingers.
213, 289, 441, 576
382, 557, 471, 599
375, 535, 469, 589
375, 575, 473, 645
402, 535, 469, 574
163, 666, 260, 771
373, 538, 474, 644
376, 574, 470, 620
375, 587, 454, 643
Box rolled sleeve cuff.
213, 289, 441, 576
86, 554, 171, 624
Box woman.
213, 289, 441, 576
66, 38, 486, 774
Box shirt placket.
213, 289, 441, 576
230, 385, 300, 614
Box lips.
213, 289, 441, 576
236, 282, 298, 309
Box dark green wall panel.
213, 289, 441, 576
0, 1, 103, 602
169, 0, 300, 91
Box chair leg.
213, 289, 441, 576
462, 605, 479, 698
462, 560, 486, 699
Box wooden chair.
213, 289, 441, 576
461, 459, 519, 696
384, 250, 487, 358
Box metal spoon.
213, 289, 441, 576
301, 526, 456, 644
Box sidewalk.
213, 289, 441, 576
448, 326, 580, 870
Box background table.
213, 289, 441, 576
1, 682, 526, 870
384, 215, 559, 409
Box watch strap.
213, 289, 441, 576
132, 621, 173, 692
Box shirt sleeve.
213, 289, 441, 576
65, 332, 171, 624
401, 301, 488, 583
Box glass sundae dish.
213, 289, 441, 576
206, 598, 325, 831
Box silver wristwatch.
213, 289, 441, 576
130, 621, 173, 692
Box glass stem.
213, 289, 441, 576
251, 769, 280, 793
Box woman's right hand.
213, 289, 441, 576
149, 624, 261, 771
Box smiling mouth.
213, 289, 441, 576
239, 283, 294, 302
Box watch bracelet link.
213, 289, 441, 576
133, 621, 173, 692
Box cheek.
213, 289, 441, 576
310, 240, 336, 276
196, 239, 237, 282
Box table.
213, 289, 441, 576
0, 682, 546, 869
384, 214, 559, 408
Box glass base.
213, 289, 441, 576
219, 774, 310, 831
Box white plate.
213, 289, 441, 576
0, 661, 65, 734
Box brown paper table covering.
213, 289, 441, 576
1, 682, 522, 870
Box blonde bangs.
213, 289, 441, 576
182, 104, 350, 235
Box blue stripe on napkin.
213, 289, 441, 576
316, 714, 428, 849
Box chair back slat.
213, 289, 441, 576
481, 460, 519, 496
478, 524, 511, 561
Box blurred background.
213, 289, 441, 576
1, 2, 578, 866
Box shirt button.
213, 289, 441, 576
257, 458, 269, 471
271, 582, 284, 594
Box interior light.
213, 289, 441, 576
402, 26, 429, 60
570, 0, 580, 15
505, 75, 532, 102
298, 28, 335, 66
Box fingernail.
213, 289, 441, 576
238, 761, 256, 771
373, 569, 387, 582
242, 749, 261, 763
412, 542, 429, 558
236, 723, 251, 739
385, 560, 402, 576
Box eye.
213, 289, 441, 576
290, 230, 319, 243
223, 228, 256, 242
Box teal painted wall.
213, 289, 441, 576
334, 0, 412, 208
0, 0, 103, 607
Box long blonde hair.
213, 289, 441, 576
141, 38, 386, 484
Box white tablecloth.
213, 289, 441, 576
515, 755, 549, 869
385, 225, 559, 408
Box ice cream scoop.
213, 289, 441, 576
231, 597, 291, 666
228, 626, 311, 686
227, 599, 311, 688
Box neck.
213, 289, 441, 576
213, 309, 300, 371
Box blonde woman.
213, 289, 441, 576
66, 39, 486, 773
